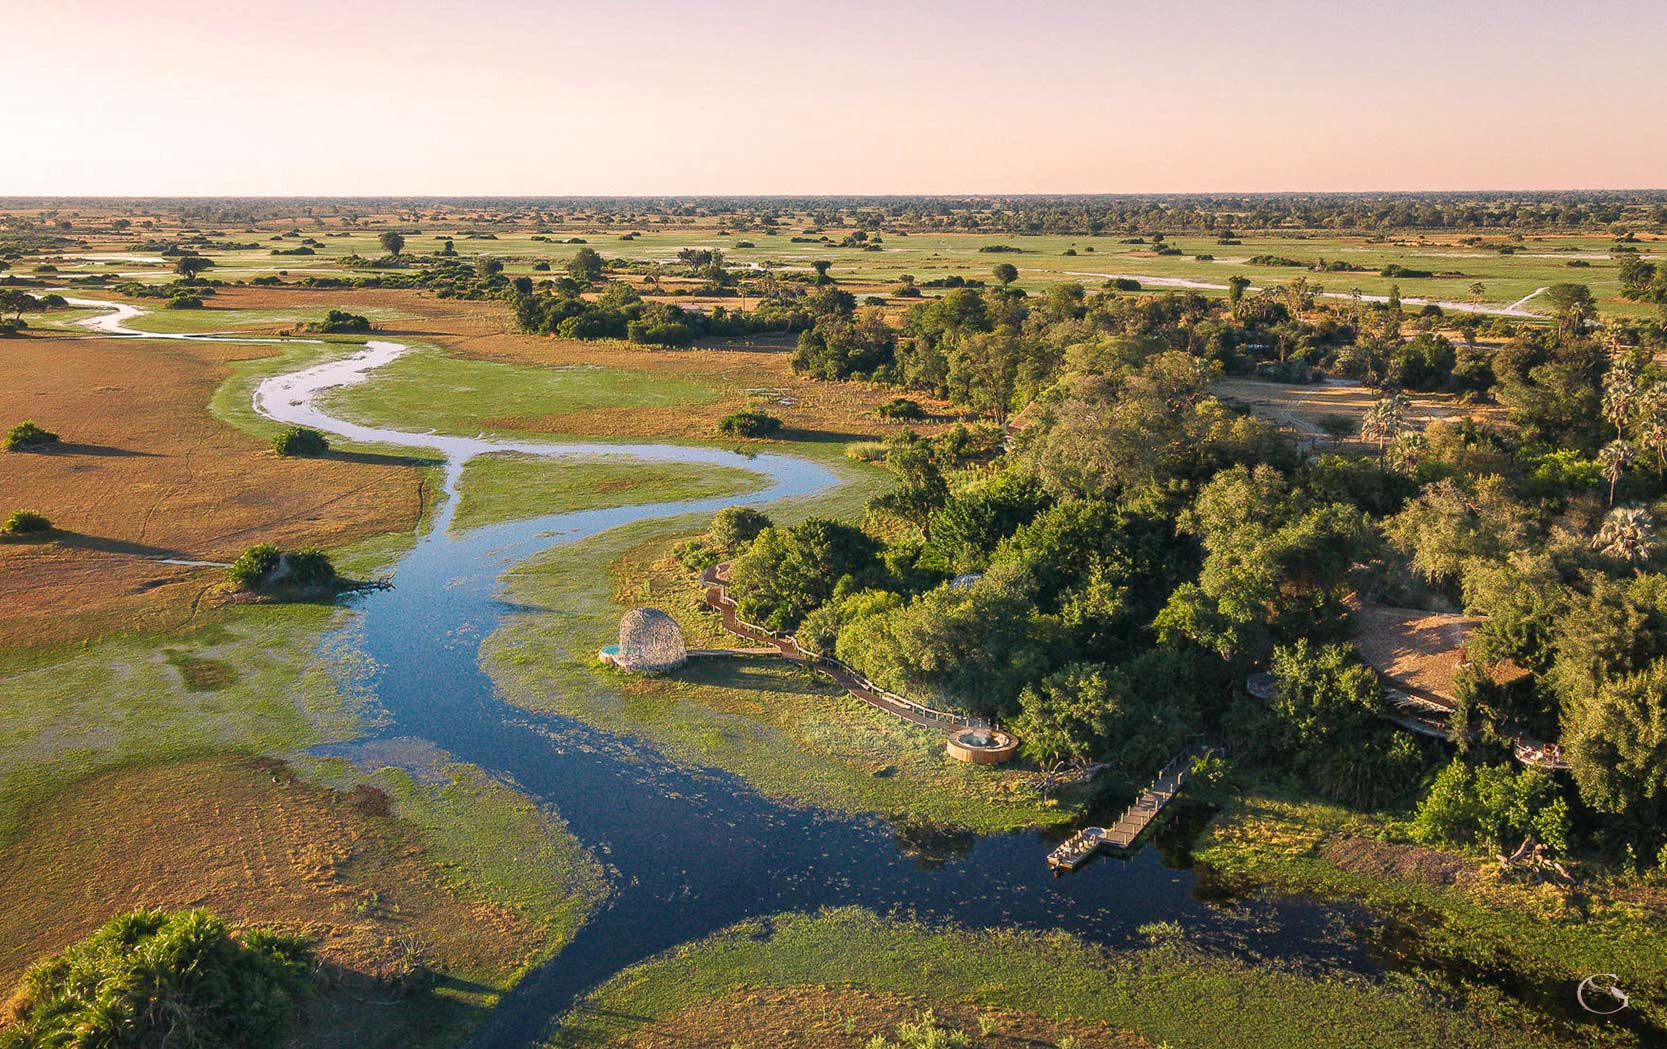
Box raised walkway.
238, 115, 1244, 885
1048, 745, 1212, 871
697, 563, 970, 733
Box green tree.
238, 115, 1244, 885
728, 519, 880, 631
991, 262, 1018, 288
716, 409, 782, 438
1592, 506, 1656, 565
945, 332, 1021, 424
1, 509, 52, 535
4, 420, 60, 451
868, 439, 949, 539
1412, 759, 1572, 855
1227, 274, 1251, 310
1230, 640, 1424, 808
378, 230, 405, 256
1546, 282, 1596, 335
271, 426, 329, 457
567, 246, 605, 284
1598, 439, 1635, 505
174, 255, 213, 279
1564, 659, 1667, 844
1359, 393, 1409, 456
707, 506, 772, 551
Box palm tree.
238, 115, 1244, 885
1468, 281, 1486, 306
1386, 431, 1426, 474
1602, 360, 1641, 440
1598, 440, 1635, 506
1592, 506, 1656, 565
1360, 394, 1410, 456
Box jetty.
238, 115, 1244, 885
1048, 746, 1211, 871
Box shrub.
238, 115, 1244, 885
271, 426, 330, 457
708, 506, 772, 551
311, 309, 372, 334
716, 409, 783, 439
225, 543, 337, 592
2, 509, 52, 536
4, 420, 60, 451
1412, 759, 1572, 856
285, 548, 338, 588
0, 318, 26, 336
165, 293, 204, 309
226, 543, 283, 589
877, 397, 927, 422
1, 908, 314, 1049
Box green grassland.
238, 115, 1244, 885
0, 598, 366, 843
547, 907, 1557, 1049
317, 347, 721, 438
33, 225, 1666, 321
451, 453, 766, 532
1193, 792, 1667, 1033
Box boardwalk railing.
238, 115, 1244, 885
1382, 687, 1570, 770
1048, 745, 1213, 871
698, 563, 971, 731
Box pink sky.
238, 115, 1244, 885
9, 0, 1665, 195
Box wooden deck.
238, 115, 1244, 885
1048, 747, 1211, 871
1384, 689, 1570, 770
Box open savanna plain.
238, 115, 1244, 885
0, 230, 1000, 1045
4, 201, 1664, 1049
10, 200, 1665, 322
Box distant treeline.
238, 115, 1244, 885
8, 191, 1667, 236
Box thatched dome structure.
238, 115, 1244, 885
611, 607, 686, 672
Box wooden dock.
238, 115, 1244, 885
1048, 747, 1210, 871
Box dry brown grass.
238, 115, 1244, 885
0, 758, 539, 988
0, 757, 546, 1046
0, 329, 423, 649
605, 985, 1150, 1049
0, 281, 923, 650
1318, 833, 1478, 889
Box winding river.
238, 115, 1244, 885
72, 300, 1375, 1047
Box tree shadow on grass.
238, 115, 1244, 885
40, 441, 163, 458
776, 426, 883, 446
323, 449, 444, 469
677, 656, 829, 697
49, 531, 197, 559
371, 326, 468, 339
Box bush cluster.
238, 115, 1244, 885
4, 420, 59, 451
1, 509, 52, 536
716, 409, 783, 439
271, 426, 330, 457
226, 543, 337, 593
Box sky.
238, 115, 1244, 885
7, 0, 1665, 195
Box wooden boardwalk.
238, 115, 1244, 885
698, 563, 970, 732
1048, 747, 1211, 871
